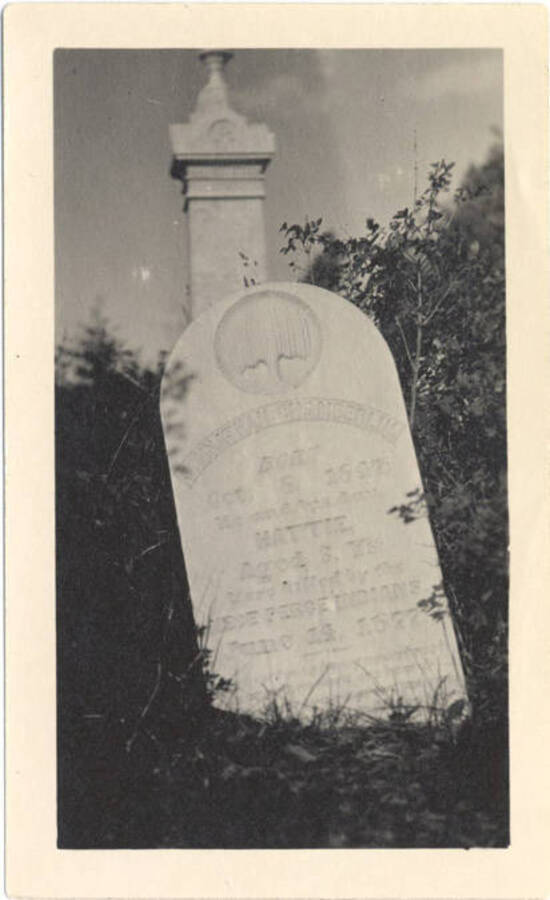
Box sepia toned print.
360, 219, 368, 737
5, 5, 549, 897
56, 47, 505, 849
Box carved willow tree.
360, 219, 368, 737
279, 149, 507, 727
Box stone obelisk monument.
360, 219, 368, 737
170, 51, 275, 319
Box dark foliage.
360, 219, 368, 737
61, 708, 508, 848
280, 147, 508, 732
56, 310, 209, 845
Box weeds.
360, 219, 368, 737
59, 679, 507, 848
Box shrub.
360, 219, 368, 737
279, 149, 508, 727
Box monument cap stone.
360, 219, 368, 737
171, 50, 275, 165
161, 282, 467, 720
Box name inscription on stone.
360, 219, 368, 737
161, 283, 466, 718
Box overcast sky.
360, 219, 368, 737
55, 48, 503, 363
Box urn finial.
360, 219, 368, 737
196, 49, 233, 111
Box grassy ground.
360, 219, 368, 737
59, 696, 508, 849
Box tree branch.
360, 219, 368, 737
395, 316, 415, 370
422, 280, 459, 326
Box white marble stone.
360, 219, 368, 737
161, 282, 467, 720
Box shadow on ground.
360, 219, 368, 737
59, 702, 508, 849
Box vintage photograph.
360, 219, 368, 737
55, 48, 508, 849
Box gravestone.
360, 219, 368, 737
161, 282, 467, 719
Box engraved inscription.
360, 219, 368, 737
191, 424, 464, 715
178, 398, 405, 484
258, 445, 320, 476
255, 515, 352, 550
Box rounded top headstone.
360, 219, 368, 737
160, 281, 467, 719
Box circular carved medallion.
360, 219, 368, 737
214, 290, 322, 395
